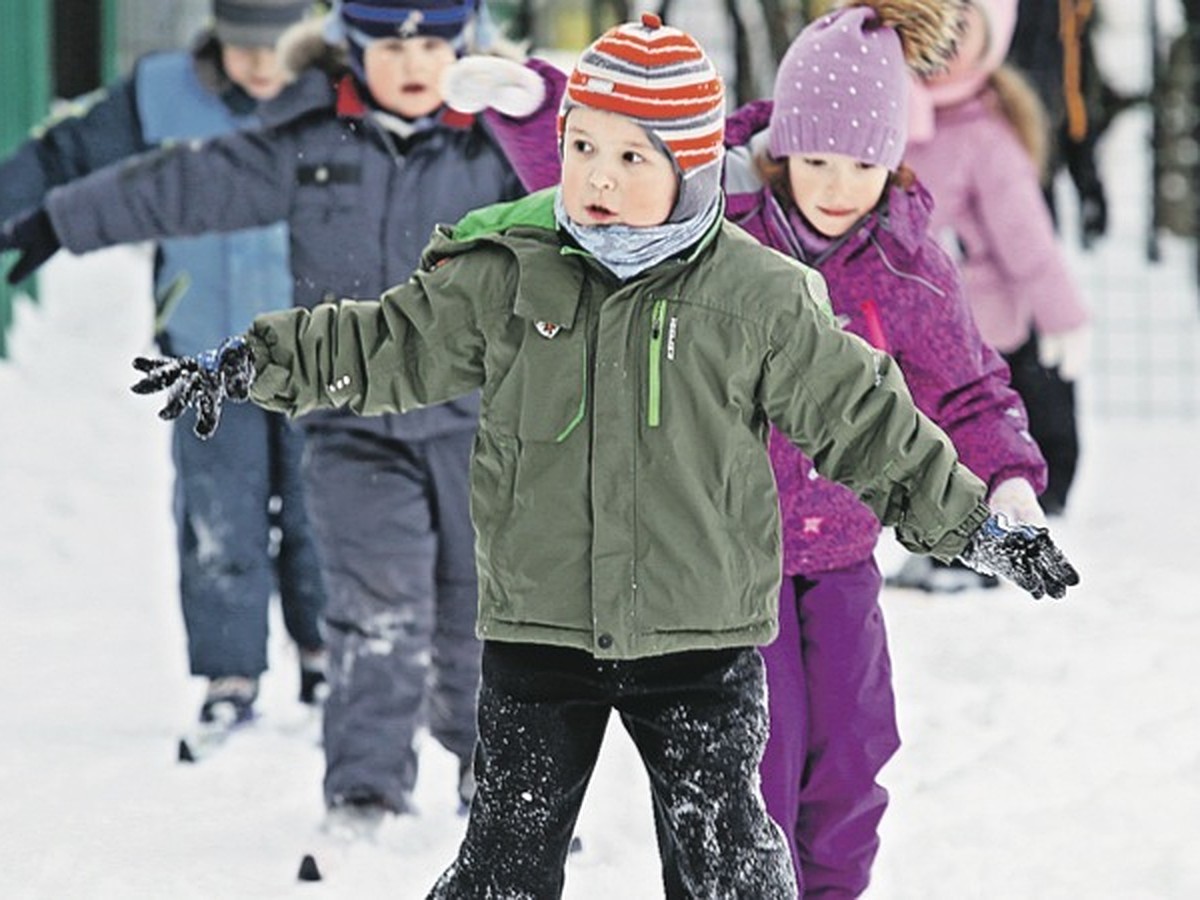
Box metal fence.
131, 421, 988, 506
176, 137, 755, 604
1087, 1, 1200, 419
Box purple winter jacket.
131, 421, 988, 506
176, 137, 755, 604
724, 101, 1047, 576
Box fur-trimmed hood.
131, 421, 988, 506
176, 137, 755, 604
278, 15, 349, 80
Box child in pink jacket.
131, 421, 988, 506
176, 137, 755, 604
904, 0, 1090, 525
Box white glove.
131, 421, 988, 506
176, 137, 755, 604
988, 477, 1047, 528
1037, 326, 1091, 382
440, 56, 546, 118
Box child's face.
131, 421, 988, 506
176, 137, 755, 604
923, 2, 989, 87
364, 36, 456, 119
786, 152, 890, 238
221, 44, 288, 101
560, 107, 678, 228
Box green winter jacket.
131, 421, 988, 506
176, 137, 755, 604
247, 188, 990, 659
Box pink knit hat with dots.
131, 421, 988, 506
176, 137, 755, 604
768, 0, 964, 170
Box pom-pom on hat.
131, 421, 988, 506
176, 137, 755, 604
213, 0, 312, 48
768, 0, 965, 170
559, 12, 726, 223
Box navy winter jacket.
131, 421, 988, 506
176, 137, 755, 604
43, 39, 564, 439
0, 32, 311, 357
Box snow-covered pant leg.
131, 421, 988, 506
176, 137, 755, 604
1004, 335, 1079, 512
173, 401, 276, 677
780, 559, 900, 899
301, 428, 478, 812
633, 648, 796, 900
268, 414, 325, 653
429, 643, 610, 899
431, 644, 795, 898
423, 429, 482, 764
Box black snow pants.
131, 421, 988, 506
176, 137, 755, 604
1004, 334, 1080, 514
428, 641, 797, 899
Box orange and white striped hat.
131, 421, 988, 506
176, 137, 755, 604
559, 12, 726, 222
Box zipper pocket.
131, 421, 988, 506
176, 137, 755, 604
648, 298, 667, 428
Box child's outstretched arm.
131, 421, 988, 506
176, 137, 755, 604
21, 125, 295, 275
761, 277, 1078, 599
443, 55, 566, 193
132, 238, 502, 432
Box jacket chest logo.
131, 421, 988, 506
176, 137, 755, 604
535, 320, 562, 339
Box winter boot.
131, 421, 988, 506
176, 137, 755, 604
199, 675, 259, 725
322, 792, 408, 843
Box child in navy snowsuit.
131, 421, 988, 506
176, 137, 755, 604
0, 0, 564, 828
0, 0, 325, 724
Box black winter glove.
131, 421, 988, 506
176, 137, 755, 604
959, 514, 1080, 600
130, 336, 255, 440
0, 207, 61, 284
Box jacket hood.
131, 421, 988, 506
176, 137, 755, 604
278, 15, 348, 80
725, 99, 772, 152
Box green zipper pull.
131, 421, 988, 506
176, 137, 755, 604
648, 299, 667, 428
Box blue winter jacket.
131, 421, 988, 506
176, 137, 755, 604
44, 33, 565, 439
0, 32, 309, 357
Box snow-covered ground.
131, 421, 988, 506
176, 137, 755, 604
3, 4, 1199, 899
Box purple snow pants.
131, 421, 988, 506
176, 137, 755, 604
760, 558, 901, 898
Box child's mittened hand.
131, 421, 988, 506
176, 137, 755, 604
959, 513, 1080, 600
987, 477, 1046, 528
440, 56, 546, 118
130, 336, 255, 440
0, 206, 61, 284
1037, 326, 1091, 382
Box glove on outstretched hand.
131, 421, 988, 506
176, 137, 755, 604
1037, 326, 1091, 382
0, 207, 61, 284
130, 336, 255, 440
959, 513, 1080, 600
440, 56, 546, 118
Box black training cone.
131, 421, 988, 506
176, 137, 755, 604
297, 854, 322, 882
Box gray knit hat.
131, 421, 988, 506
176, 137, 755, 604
213, 0, 312, 47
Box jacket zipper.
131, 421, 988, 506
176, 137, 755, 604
648, 298, 667, 428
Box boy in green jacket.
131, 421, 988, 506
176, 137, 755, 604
132, 14, 1078, 898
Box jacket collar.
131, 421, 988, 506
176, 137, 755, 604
332, 74, 475, 130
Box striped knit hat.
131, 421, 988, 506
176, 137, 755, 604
559, 12, 726, 223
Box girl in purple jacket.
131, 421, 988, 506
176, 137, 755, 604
722, 1, 1048, 894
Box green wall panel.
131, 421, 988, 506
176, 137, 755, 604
0, 1, 51, 356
